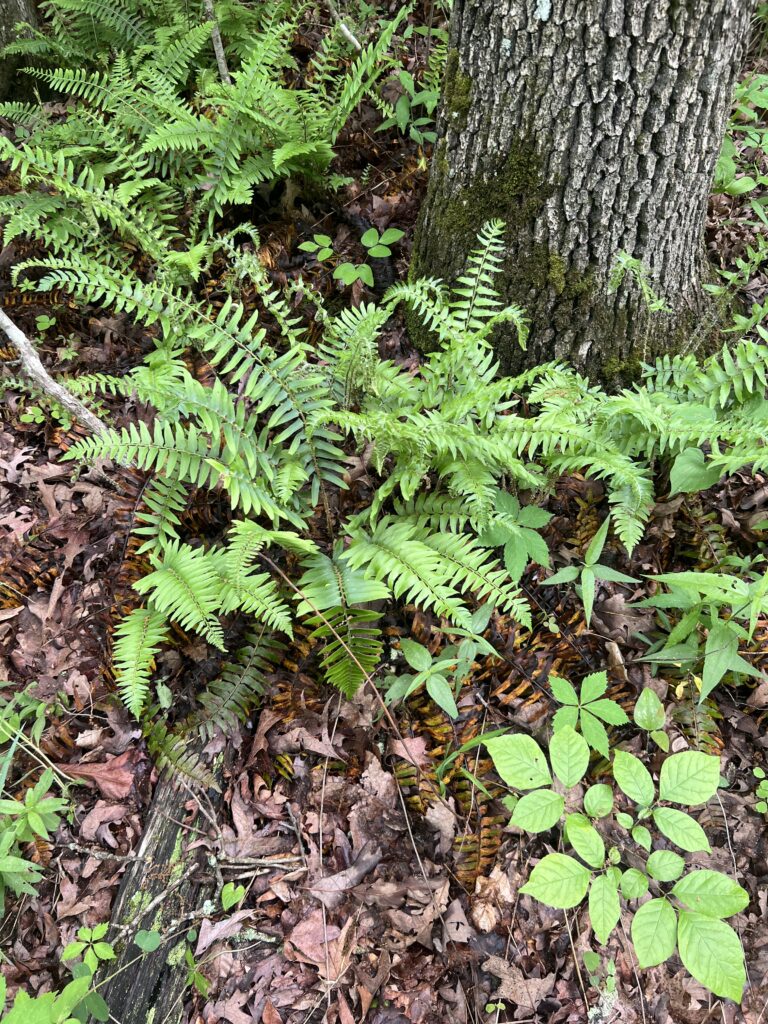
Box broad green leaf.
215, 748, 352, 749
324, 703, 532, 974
652, 807, 710, 853
592, 565, 638, 584
659, 751, 719, 806
677, 911, 746, 1002
549, 726, 590, 788
543, 565, 579, 585
584, 784, 613, 818
672, 871, 749, 918
669, 448, 723, 495
426, 675, 458, 718
632, 825, 652, 851
87, 992, 110, 1022
400, 639, 431, 672
520, 853, 590, 909
62, 941, 87, 961
485, 735, 551, 790
634, 688, 666, 731
580, 710, 610, 758
613, 750, 654, 807
93, 942, 115, 960
589, 874, 620, 945
647, 850, 685, 882
221, 882, 245, 911
580, 672, 608, 703
616, 811, 633, 830
503, 539, 527, 582
510, 789, 564, 833
379, 227, 404, 245
134, 929, 162, 952
631, 898, 677, 968
651, 729, 670, 752
565, 813, 605, 868
702, 622, 737, 699
549, 676, 579, 706
586, 698, 629, 726
581, 568, 596, 625
585, 518, 610, 565
620, 868, 649, 900
517, 505, 552, 529
552, 705, 579, 731
522, 528, 550, 567
360, 227, 379, 247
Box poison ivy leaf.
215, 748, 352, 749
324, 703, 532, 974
550, 726, 590, 787
613, 749, 655, 807
426, 675, 458, 718
647, 850, 685, 882
620, 868, 649, 900
510, 789, 564, 833
579, 709, 610, 758
589, 875, 620, 946
584, 784, 613, 818
549, 676, 579, 705
631, 898, 677, 968
565, 813, 605, 868
400, 639, 431, 672
520, 853, 590, 909
659, 751, 719, 806
634, 688, 666, 731
672, 871, 750, 918
677, 911, 746, 1002
652, 807, 710, 853
485, 735, 551, 790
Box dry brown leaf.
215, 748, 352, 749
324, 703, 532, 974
55, 750, 139, 799
196, 909, 254, 956
482, 955, 555, 1010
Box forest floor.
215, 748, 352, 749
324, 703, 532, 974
1, 8, 768, 1024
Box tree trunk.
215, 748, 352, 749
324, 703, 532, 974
411, 0, 754, 381
0, 0, 38, 99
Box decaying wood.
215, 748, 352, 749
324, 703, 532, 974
97, 754, 224, 1024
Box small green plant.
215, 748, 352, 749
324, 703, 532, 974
62, 923, 114, 1022
485, 729, 748, 1002
221, 882, 245, 911
385, 604, 494, 718
549, 672, 629, 759
638, 569, 766, 701
377, 69, 439, 144
0, 768, 68, 842
333, 260, 375, 287
633, 686, 669, 751
542, 518, 637, 625
753, 767, 768, 814
477, 489, 551, 582
35, 313, 57, 332
0, 974, 93, 1024
360, 226, 404, 258
298, 233, 334, 262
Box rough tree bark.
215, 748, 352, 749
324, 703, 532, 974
0, 0, 38, 99
411, 0, 754, 381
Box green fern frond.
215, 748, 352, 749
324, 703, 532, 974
133, 540, 225, 649
111, 605, 168, 717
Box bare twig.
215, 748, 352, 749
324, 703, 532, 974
203, 0, 232, 85
327, 0, 362, 51
0, 308, 110, 437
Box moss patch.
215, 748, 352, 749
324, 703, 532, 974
443, 49, 473, 129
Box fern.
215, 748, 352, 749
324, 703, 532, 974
191, 627, 285, 740
111, 605, 169, 717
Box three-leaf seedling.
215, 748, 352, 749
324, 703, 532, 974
298, 227, 404, 288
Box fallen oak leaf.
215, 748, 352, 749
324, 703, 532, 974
54, 750, 140, 799
482, 955, 555, 1011
196, 909, 254, 956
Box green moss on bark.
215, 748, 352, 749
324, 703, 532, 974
442, 49, 472, 129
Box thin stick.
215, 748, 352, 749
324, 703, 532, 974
203, 0, 232, 85
327, 0, 362, 51
0, 308, 110, 437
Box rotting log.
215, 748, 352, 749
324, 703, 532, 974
96, 754, 225, 1024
